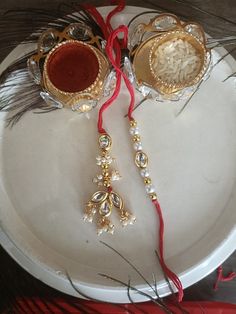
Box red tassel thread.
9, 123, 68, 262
214, 265, 236, 291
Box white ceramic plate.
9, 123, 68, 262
0, 6, 236, 303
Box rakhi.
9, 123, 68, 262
105, 25, 183, 301
82, 2, 136, 235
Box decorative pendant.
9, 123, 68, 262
84, 134, 136, 235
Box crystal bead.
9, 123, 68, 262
38, 29, 58, 53
140, 168, 150, 178
146, 184, 155, 194
91, 191, 108, 203
111, 192, 123, 209
135, 151, 148, 168
27, 58, 41, 85
99, 200, 112, 216
134, 142, 143, 151
99, 134, 112, 150
40, 92, 63, 108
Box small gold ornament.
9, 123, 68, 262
83, 134, 136, 235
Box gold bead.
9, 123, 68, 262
144, 178, 151, 185
101, 164, 109, 169
103, 171, 109, 177
130, 119, 137, 127
149, 193, 157, 201
133, 135, 141, 142
103, 180, 111, 187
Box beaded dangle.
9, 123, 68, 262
83, 133, 135, 235
82, 3, 136, 235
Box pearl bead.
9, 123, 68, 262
146, 184, 155, 194
140, 168, 150, 178
133, 142, 143, 151
130, 127, 139, 136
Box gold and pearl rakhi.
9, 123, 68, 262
83, 134, 136, 235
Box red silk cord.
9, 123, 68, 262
214, 266, 236, 291
83, 1, 183, 302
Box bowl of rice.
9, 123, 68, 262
149, 30, 209, 94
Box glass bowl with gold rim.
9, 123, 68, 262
130, 13, 212, 99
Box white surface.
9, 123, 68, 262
0, 6, 236, 303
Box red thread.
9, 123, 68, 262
104, 26, 135, 121
106, 0, 125, 32
97, 41, 122, 134
82, 1, 125, 134
153, 199, 183, 302
214, 266, 236, 291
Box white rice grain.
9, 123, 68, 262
151, 38, 201, 85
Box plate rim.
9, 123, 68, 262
0, 5, 236, 304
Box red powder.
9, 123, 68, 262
46, 42, 99, 93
